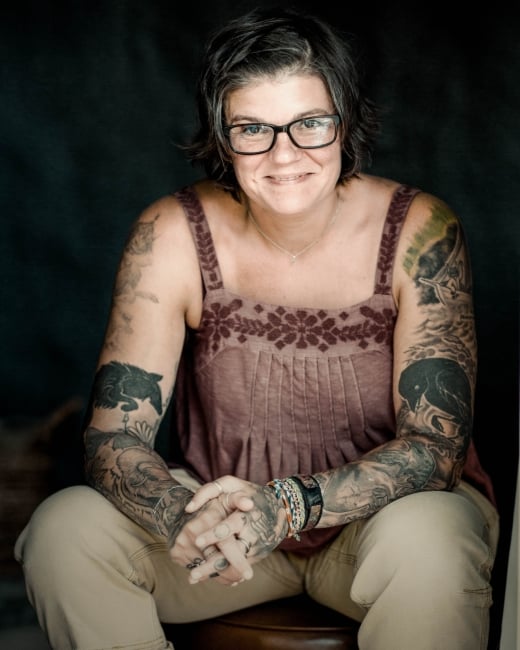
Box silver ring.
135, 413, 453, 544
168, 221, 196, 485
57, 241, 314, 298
236, 537, 251, 556
214, 523, 230, 540
214, 557, 230, 572
202, 545, 219, 559
213, 480, 224, 494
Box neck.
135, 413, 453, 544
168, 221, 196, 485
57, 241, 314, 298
247, 195, 340, 264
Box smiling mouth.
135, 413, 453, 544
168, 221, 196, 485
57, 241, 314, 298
269, 173, 307, 182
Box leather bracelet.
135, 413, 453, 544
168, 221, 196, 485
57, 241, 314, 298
290, 474, 323, 531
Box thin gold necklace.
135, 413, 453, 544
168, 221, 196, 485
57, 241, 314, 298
248, 197, 340, 264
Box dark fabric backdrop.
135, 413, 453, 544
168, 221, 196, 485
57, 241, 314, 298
1, 2, 518, 647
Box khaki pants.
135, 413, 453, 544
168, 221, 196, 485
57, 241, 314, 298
15, 474, 498, 650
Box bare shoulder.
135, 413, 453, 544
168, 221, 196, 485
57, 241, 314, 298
136, 180, 234, 233
355, 175, 460, 232
131, 191, 189, 244
403, 191, 461, 238
123, 182, 205, 259
351, 174, 404, 214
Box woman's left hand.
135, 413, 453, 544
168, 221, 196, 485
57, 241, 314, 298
183, 476, 288, 584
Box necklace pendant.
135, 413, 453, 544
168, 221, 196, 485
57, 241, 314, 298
290, 255, 297, 264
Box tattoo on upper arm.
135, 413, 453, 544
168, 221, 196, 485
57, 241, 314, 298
402, 202, 476, 380
404, 203, 472, 307
125, 216, 158, 256
105, 214, 160, 351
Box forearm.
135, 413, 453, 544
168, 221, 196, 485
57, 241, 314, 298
314, 433, 466, 528
84, 426, 193, 540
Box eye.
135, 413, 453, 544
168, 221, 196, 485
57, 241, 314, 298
238, 124, 270, 137
299, 117, 329, 130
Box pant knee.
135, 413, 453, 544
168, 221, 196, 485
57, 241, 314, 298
15, 485, 113, 585
352, 490, 494, 606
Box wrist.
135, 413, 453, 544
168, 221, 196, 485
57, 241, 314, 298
266, 473, 324, 539
152, 485, 194, 538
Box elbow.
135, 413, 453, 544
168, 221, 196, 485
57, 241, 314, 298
430, 456, 465, 493
82, 425, 105, 490
408, 436, 464, 493
444, 459, 465, 492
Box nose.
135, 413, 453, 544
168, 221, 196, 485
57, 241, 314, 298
270, 129, 301, 160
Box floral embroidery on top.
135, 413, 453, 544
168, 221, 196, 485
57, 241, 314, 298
199, 299, 396, 354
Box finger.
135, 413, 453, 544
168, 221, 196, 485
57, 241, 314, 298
236, 537, 252, 556
194, 507, 254, 549
201, 544, 219, 559
185, 477, 235, 512
225, 491, 255, 512
185, 557, 204, 570
213, 537, 254, 579
169, 497, 248, 567
189, 540, 253, 584
185, 476, 247, 512
193, 569, 245, 587
206, 534, 253, 579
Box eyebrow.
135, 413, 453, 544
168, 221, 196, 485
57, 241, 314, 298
228, 109, 333, 124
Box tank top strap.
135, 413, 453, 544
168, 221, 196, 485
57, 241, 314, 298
174, 186, 224, 292
375, 184, 421, 294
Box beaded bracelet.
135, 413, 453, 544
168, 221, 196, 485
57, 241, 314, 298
267, 478, 301, 541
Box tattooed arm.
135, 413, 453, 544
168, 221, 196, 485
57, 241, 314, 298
83, 195, 202, 541
315, 192, 476, 528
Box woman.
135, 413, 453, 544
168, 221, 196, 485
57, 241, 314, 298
16, 8, 499, 650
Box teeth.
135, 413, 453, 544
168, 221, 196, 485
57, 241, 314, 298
273, 175, 301, 181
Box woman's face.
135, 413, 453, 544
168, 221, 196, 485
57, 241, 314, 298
224, 73, 342, 216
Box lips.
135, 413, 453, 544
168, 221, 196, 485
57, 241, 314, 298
269, 173, 307, 182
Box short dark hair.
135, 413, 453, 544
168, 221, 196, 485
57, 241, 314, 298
184, 7, 380, 201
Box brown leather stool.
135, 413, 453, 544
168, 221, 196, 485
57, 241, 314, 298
163, 594, 360, 649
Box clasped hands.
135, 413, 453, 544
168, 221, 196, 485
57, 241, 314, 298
169, 476, 288, 586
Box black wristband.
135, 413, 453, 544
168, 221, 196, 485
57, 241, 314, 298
290, 474, 323, 531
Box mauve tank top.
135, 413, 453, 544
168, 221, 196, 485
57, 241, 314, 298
170, 184, 494, 555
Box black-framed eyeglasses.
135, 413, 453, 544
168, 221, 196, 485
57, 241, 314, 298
223, 114, 341, 155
